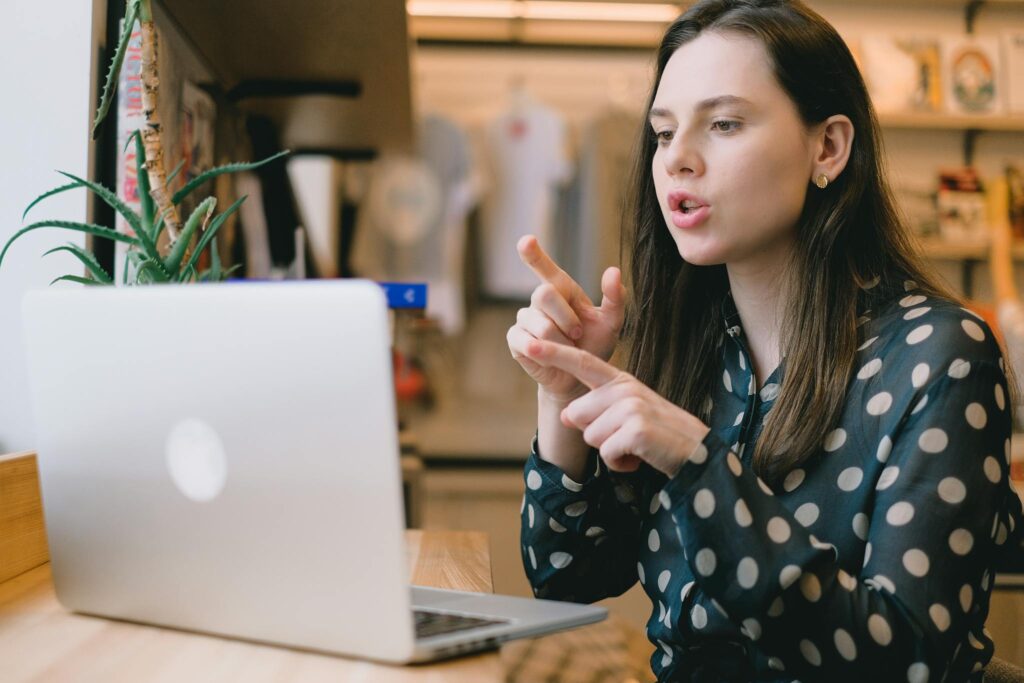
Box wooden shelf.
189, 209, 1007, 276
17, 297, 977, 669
879, 112, 1024, 133
918, 237, 1024, 260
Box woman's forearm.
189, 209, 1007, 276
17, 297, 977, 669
537, 388, 592, 481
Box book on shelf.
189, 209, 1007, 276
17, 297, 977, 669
937, 167, 988, 244
859, 35, 943, 114
942, 35, 1004, 116
1003, 31, 1024, 115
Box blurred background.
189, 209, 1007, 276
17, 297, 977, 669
1, 1, 1023, 680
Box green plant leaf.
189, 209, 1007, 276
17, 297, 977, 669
50, 274, 104, 286
136, 258, 171, 283
92, 0, 140, 139
42, 244, 113, 284
165, 158, 186, 188
163, 196, 216, 275
134, 131, 155, 235
178, 194, 246, 278
0, 220, 138, 271
22, 181, 82, 221
171, 150, 290, 205
56, 171, 144, 238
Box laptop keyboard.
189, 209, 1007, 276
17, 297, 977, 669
413, 609, 509, 639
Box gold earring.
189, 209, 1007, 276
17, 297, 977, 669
814, 173, 830, 189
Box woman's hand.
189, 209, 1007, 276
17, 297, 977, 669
524, 337, 711, 477
507, 235, 626, 403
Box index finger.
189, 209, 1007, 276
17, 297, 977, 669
525, 338, 618, 390
518, 235, 593, 307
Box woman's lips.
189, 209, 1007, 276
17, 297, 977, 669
670, 204, 710, 229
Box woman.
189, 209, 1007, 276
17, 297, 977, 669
506, 1, 1024, 681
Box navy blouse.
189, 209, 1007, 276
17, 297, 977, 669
520, 282, 1024, 682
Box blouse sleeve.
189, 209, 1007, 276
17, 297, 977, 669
658, 357, 1015, 682
520, 434, 646, 604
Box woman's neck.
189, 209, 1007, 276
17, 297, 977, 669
726, 257, 791, 388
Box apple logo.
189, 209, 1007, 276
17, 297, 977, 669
165, 418, 228, 502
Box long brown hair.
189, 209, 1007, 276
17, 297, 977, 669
622, 0, 957, 485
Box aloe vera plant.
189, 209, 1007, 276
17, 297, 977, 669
1, 0, 288, 285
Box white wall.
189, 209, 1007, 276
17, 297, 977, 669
0, 1, 101, 453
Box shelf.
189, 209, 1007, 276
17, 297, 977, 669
917, 237, 1024, 260
879, 112, 1024, 133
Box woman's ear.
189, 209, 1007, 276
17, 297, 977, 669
811, 114, 854, 186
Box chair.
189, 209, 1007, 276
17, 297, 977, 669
985, 657, 1024, 683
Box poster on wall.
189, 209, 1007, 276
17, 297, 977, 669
942, 36, 1004, 116
859, 35, 943, 114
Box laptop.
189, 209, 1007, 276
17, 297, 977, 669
20, 279, 606, 664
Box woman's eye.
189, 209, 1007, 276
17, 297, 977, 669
655, 130, 674, 145
712, 120, 741, 133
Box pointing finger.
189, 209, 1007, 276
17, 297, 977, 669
518, 235, 593, 308
525, 339, 619, 390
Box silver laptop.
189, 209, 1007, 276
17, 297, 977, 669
21, 280, 605, 663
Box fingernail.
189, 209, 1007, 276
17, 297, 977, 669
571, 327, 583, 340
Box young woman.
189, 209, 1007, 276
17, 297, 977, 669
506, 1, 1024, 681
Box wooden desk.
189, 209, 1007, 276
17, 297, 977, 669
0, 452, 503, 682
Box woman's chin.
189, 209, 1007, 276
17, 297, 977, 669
675, 243, 725, 267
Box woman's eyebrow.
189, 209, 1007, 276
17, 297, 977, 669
648, 95, 754, 123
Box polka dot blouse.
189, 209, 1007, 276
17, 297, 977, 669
520, 283, 1024, 682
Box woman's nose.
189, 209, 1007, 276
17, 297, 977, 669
662, 132, 703, 177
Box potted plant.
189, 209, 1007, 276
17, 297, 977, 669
0, 0, 287, 285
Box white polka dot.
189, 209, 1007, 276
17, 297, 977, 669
695, 548, 716, 576
800, 573, 822, 602
561, 474, 583, 492
948, 358, 971, 379
767, 517, 791, 543
691, 603, 708, 629
852, 512, 869, 540
912, 363, 930, 389
929, 604, 951, 631
858, 358, 883, 380
997, 523, 1009, 545
824, 429, 847, 451
689, 443, 708, 465
900, 294, 926, 307
649, 492, 662, 514
904, 306, 931, 321
768, 656, 785, 670
911, 395, 928, 414
738, 557, 759, 589
877, 466, 900, 490
565, 501, 588, 517
549, 517, 566, 532
868, 613, 893, 645
760, 383, 780, 401
877, 436, 893, 463
962, 318, 985, 341
679, 580, 694, 603
723, 369, 732, 392
727, 452, 742, 476
528, 504, 535, 528
965, 403, 987, 429
904, 280, 917, 291
918, 428, 948, 453
528, 546, 537, 569
550, 551, 573, 569
741, 617, 762, 641
906, 325, 933, 345
637, 562, 646, 584
658, 569, 671, 592
907, 662, 929, 683
783, 468, 805, 492
834, 628, 857, 661
872, 573, 897, 593
657, 600, 666, 623
858, 336, 879, 350
733, 411, 745, 426
838, 467, 864, 491
767, 597, 784, 617
800, 639, 822, 666
949, 529, 974, 555
886, 502, 915, 526
526, 470, 542, 490
864, 543, 873, 566
648, 529, 661, 552
738, 350, 746, 369
734, 499, 753, 527
779, 564, 802, 590
658, 490, 673, 511
838, 570, 858, 591
960, 584, 973, 612
866, 392, 893, 415
757, 478, 774, 496
996, 384, 1006, 411
984, 456, 1002, 484
938, 477, 966, 504
903, 549, 930, 577
693, 489, 716, 518
795, 503, 820, 527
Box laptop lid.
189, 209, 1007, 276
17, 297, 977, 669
22, 280, 416, 661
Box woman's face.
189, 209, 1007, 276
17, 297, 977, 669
650, 31, 818, 271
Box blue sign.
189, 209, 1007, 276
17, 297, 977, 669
379, 282, 428, 309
